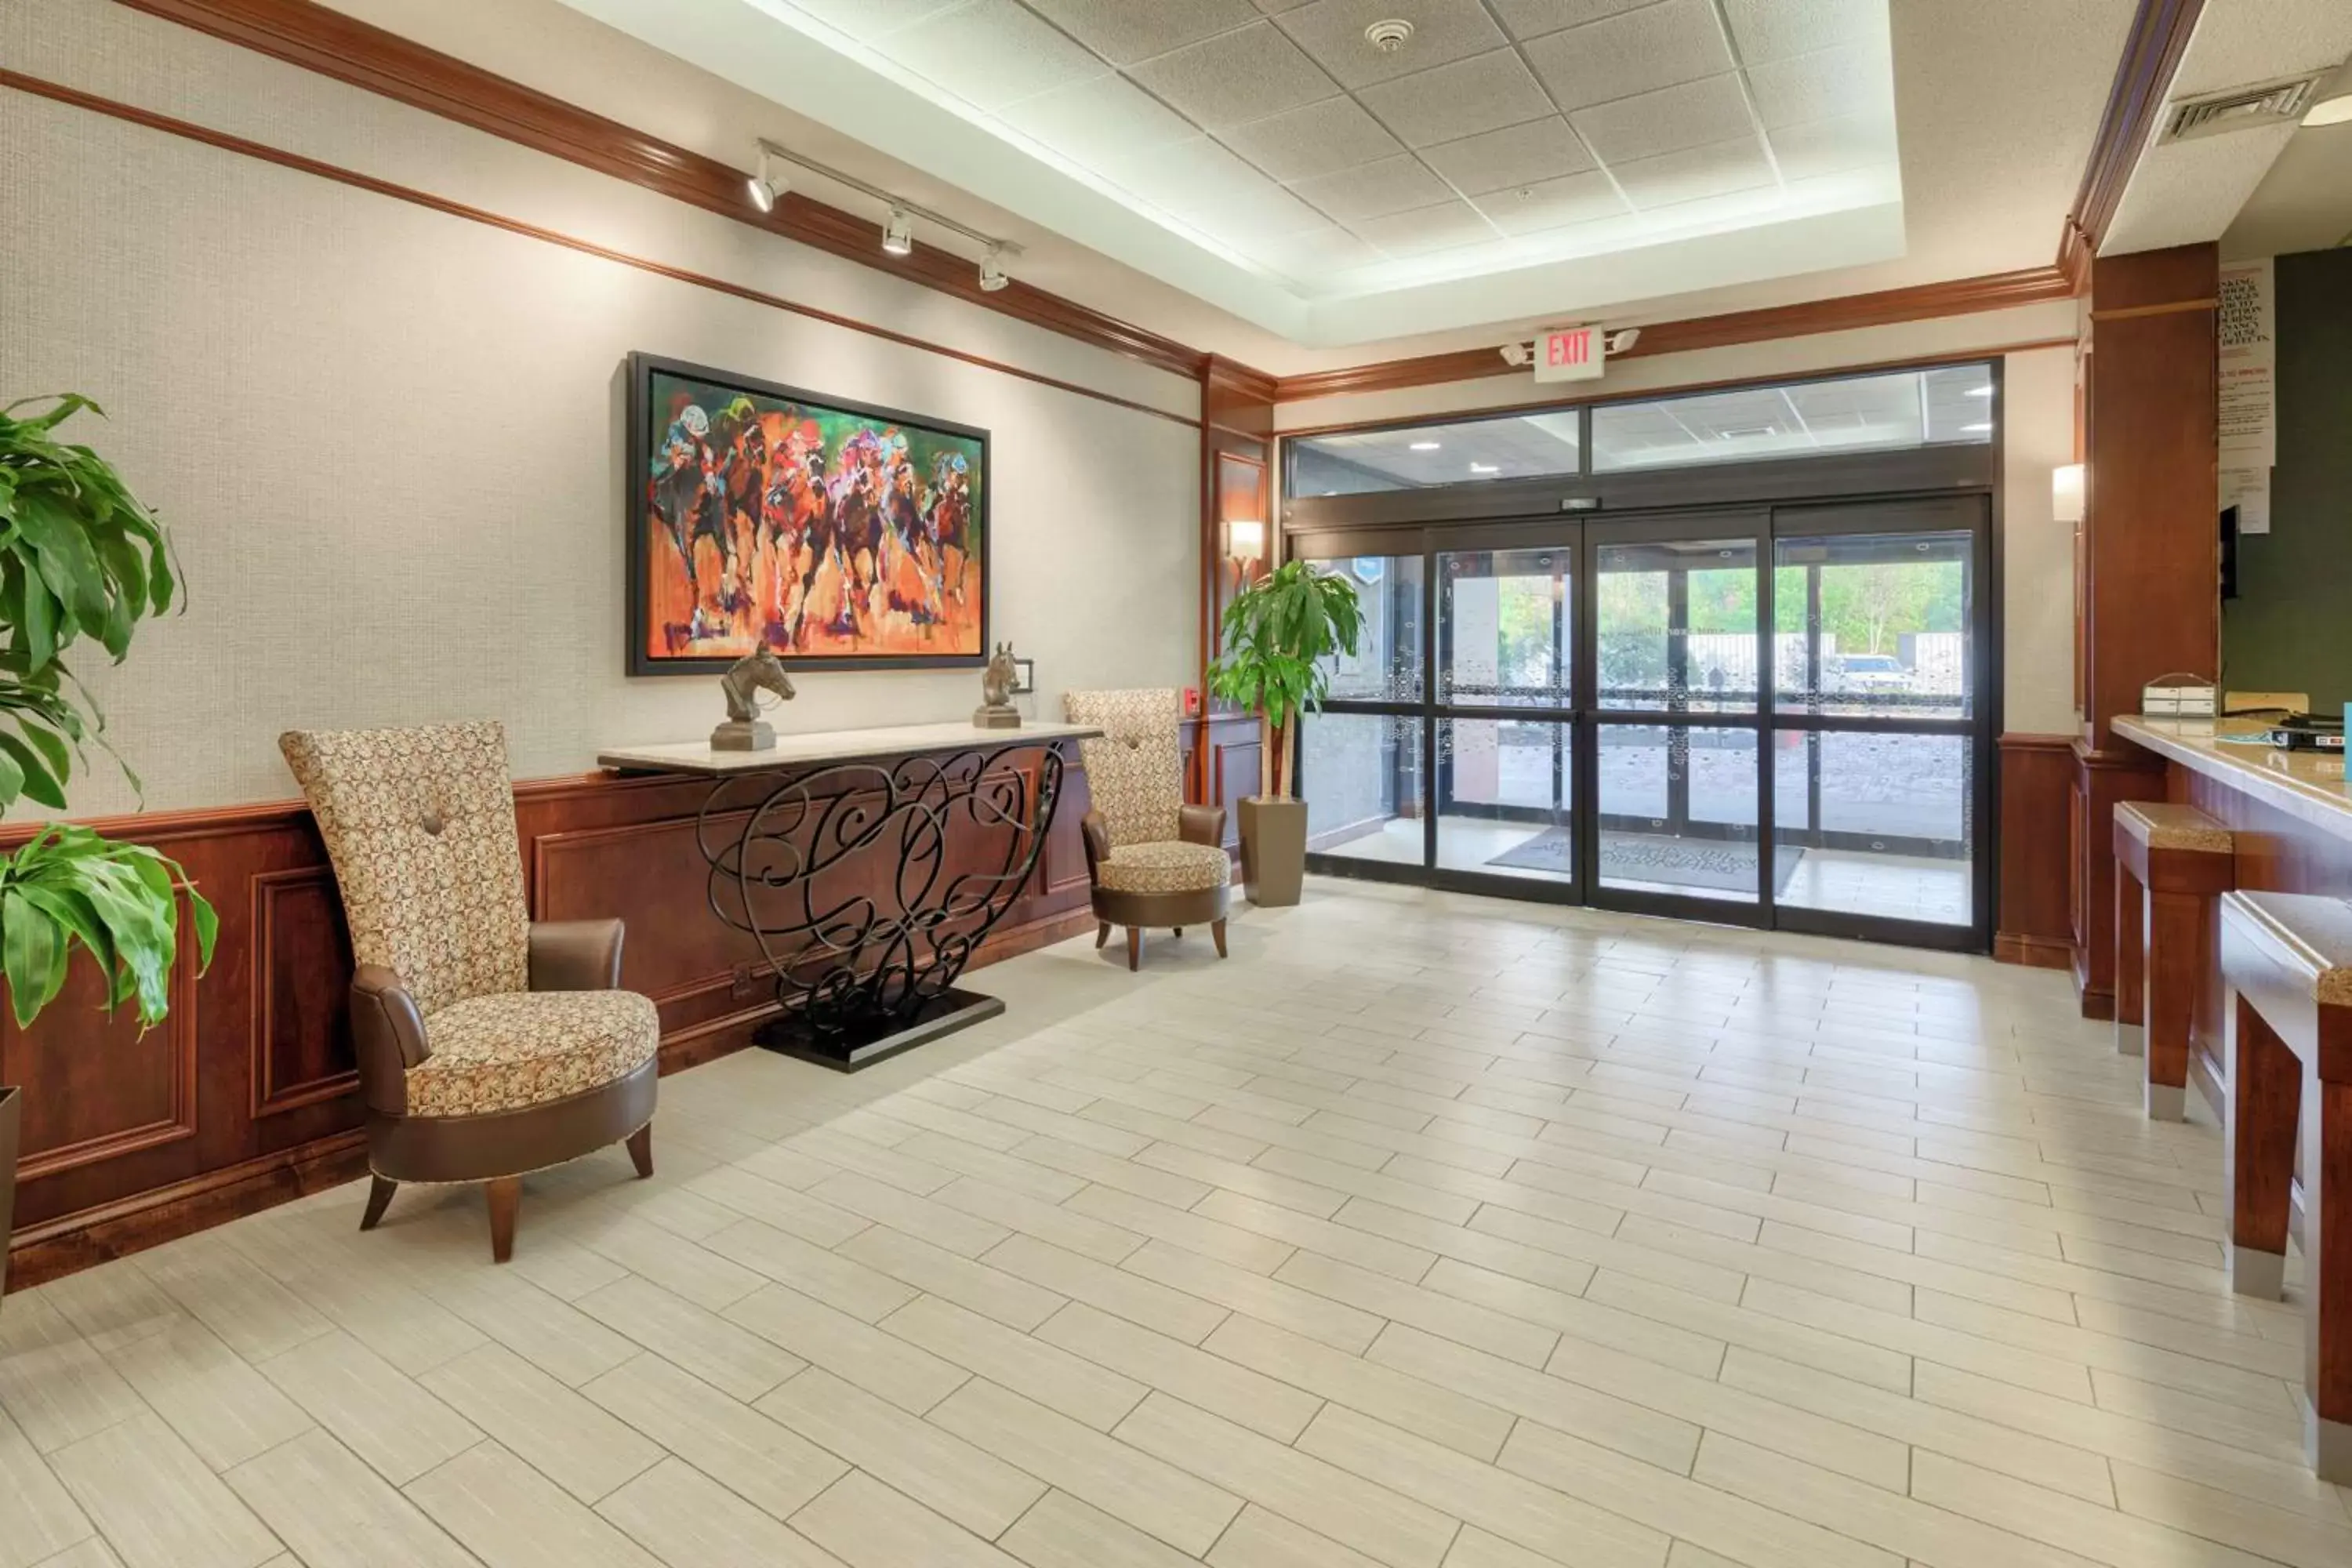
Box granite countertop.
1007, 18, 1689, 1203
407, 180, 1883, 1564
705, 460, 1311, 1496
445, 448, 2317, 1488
598, 719, 1101, 776
2113, 714, 2352, 843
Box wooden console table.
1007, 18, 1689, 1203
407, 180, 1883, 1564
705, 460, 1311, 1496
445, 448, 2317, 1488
599, 720, 1098, 1071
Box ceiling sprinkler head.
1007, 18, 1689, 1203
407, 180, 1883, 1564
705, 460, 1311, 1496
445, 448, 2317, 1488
1364, 19, 1414, 53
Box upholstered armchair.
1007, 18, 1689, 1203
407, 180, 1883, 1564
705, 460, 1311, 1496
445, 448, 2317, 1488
280, 721, 661, 1262
1063, 689, 1229, 971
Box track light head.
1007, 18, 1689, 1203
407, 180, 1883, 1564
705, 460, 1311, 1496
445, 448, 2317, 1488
882, 208, 914, 256
746, 145, 784, 214
978, 247, 1009, 292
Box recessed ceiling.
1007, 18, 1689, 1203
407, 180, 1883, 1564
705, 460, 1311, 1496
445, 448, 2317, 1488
553, 0, 1906, 346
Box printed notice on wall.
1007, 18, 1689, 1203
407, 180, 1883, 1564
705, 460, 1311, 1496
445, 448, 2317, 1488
2218, 259, 2275, 469
2222, 466, 2270, 535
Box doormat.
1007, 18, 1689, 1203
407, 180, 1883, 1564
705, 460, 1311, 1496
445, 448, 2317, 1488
1489, 827, 1804, 895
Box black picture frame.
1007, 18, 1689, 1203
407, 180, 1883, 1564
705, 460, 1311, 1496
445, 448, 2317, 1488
626, 351, 992, 676
1009, 657, 1035, 695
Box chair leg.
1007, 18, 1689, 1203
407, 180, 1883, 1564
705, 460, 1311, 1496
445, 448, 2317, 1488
1126, 927, 1141, 972
1173, 927, 1183, 937
1095, 921, 1110, 949
359, 1176, 397, 1232
626, 1122, 655, 1180
1211, 917, 1228, 959
486, 1177, 522, 1265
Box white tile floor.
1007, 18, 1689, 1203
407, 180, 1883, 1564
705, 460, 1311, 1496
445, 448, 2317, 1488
2, 877, 2340, 1568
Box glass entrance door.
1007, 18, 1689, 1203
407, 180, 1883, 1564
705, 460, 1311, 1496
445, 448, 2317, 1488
1294, 495, 1991, 949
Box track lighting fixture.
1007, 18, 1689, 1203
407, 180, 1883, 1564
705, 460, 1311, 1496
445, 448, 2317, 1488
882, 208, 914, 256
978, 247, 1009, 292
746, 140, 786, 214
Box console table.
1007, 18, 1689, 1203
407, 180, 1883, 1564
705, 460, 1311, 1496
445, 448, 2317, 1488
598, 720, 1098, 1070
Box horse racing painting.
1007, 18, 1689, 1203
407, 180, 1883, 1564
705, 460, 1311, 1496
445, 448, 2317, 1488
626, 354, 989, 674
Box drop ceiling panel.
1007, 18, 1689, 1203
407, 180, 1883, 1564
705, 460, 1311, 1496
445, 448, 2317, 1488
1613, 136, 1776, 209
1471, 169, 1629, 234
1274, 0, 1508, 89
1293, 154, 1457, 220
1722, 0, 1887, 66
1356, 47, 1556, 146
1351, 199, 1501, 255
1126, 20, 1340, 127
1018, 0, 1261, 64
1234, 223, 1387, 273
1570, 73, 1758, 162
1769, 111, 1895, 182
883, 0, 1103, 109
1489, 0, 1659, 43
1521, 0, 1736, 110
782, 0, 964, 42
994, 71, 1199, 156
1221, 95, 1405, 181
1748, 42, 1894, 129
1419, 116, 1596, 194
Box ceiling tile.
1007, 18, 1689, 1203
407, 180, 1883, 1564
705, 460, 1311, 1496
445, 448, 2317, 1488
782, 0, 966, 42
1202, 180, 1338, 238
1357, 48, 1554, 147
1104, 136, 1275, 212
1233, 222, 1385, 273
996, 72, 1200, 160
1126, 20, 1341, 129
1221, 95, 1404, 181
1721, 0, 1887, 66
1766, 109, 1895, 182
1570, 73, 1754, 163
1014, 0, 1259, 66
1747, 42, 1894, 129
1418, 116, 1595, 194
1611, 135, 1775, 209
1248, 0, 1317, 12
1350, 198, 1500, 256
1292, 154, 1455, 220
1520, 0, 1733, 110
880, 0, 1105, 109
1272, 0, 1507, 89
1469, 169, 1628, 234
1487, 0, 1657, 42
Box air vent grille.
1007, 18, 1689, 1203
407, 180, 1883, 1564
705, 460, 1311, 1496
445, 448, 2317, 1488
2158, 73, 2328, 143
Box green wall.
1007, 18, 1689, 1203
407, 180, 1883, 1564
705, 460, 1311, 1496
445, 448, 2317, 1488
2223, 247, 2352, 713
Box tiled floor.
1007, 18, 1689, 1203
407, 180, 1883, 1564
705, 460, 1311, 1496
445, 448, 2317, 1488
2, 877, 2340, 1568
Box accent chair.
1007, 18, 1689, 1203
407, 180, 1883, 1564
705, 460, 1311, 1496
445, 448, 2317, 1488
280, 720, 660, 1262
1063, 688, 1229, 971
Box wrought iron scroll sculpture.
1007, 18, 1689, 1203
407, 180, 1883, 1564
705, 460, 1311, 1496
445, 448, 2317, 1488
694, 742, 1065, 1050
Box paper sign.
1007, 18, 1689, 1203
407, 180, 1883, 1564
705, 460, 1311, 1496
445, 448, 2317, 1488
2222, 466, 2270, 535
2218, 260, 2274, 469
1535, 325, 1605, 383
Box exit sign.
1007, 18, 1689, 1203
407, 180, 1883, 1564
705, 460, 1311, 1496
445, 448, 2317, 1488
1535, 325, 1605, 383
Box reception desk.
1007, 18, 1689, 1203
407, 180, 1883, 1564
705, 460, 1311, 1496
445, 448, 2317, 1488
2113, 715, 2352, 1106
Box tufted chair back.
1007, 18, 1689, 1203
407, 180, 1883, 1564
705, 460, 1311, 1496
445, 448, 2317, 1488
279, 720, 531, 1018
1063, 688, 1184, 849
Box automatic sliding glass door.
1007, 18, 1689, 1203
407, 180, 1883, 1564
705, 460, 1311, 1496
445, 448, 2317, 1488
1435, 541, 1576, 890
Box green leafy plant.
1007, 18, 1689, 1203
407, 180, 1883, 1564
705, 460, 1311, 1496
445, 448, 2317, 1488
1207, 560, 1364, 800
0, 396, 212, 1029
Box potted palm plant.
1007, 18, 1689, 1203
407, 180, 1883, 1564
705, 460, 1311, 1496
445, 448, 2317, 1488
0, 395, 213, 1308
1207, 560, 1363, 906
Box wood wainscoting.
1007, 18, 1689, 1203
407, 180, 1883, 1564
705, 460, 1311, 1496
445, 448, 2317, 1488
1179, 713, 1266, 859
1, 735, 1125, 1290
1994, 733, 2079, 969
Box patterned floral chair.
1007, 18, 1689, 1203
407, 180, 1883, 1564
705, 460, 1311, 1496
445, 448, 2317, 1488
1063, 689, 1229, 971
280, 721, 660, 1262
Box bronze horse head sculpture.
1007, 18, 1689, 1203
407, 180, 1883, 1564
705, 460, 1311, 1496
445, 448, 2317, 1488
721, 645, 797, 722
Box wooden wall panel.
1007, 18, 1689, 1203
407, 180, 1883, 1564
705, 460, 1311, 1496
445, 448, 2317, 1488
1180, 714, 1264, 856
1994, 734, 2077, 969
5, 736, 1100, 1290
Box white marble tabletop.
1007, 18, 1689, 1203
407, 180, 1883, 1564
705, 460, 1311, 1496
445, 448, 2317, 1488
597, 719, 1101, 777
2113, 714, 2352, 844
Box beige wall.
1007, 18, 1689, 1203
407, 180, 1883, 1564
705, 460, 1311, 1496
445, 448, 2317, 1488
1275, 307, 2082, 736
2, 0, 1200, 814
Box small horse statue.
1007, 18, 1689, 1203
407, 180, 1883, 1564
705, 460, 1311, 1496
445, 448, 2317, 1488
973, 641, 1021, 730
711, 644, 796, 751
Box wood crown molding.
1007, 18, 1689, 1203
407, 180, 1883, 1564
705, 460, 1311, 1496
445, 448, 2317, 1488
1268, 267, 2077, 405
110, 0, 1207, 383
2058, 0, 2207, 284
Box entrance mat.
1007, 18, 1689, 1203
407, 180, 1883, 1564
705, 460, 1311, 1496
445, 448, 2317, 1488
1490, 828, 1804, 895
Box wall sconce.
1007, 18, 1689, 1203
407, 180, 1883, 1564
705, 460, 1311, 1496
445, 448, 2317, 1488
2052, 463, 2085, 524
1225, 517, 1266, 564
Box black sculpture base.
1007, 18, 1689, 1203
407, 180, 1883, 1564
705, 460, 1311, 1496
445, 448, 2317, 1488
753, 987, 1007, 1073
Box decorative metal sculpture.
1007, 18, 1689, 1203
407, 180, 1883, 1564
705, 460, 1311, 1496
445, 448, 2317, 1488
711, 646, 797, 750
694, 741, 1064, 1066
974, 641, 1021, 729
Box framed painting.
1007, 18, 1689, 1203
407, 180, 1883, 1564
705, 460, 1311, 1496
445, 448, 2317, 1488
626, 353, 989, 674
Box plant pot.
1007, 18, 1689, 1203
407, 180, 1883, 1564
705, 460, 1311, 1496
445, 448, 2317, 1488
0, 1086, 18, 1312
1238, 796, 1307, 907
